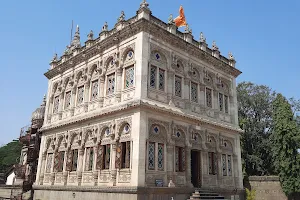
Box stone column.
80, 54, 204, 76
231, 78, 239, 126
235, 135, 243, 189
46, 97, 53, 124
213, 90, 219, 111
58, 92, 64, 120
77, 148, 84, 186
84, 82, 90, 112
92, 145, 98, 186
216, 151, 222, 186
39, 152, 47, 185
115, 67, 123, 102
167, 143, 175, 187
199, 85, 205, 106
99, 75, 105, 107
167, 71, 175, 103
70, 86, 77, 116
184, 78, 191, 109
50, 149, 57, 185
185, 146, 193, 187
110, 141, 117, 186
63, 151, 68, 186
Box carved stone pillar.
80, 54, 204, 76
115, 68, 123, 102
199, 85, 205, 106
77, 148, 84, 186
84, 82, 90, 112
58, 92, 64, 120
50, 148, 58, 185
167, 143, 175, 187
233, 154, 239, 188
47, 97, 54, 124
39, 152, 47, 185
167, 71, 175, 103
70, 87, 77, 116
92, 146, 98, 186
216, 151, 222, 186
184, 78, 191, 109
99, 75, 105, 107
110, 141, 117, 186
185, 146, 193, 187
213, 90, 219, 111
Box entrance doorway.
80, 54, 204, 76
191, 150, 201, 188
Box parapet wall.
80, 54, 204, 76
248, 176, 287, 200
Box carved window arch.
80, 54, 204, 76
106, 72, 115, 95
75, 71, 86, 106
51, 81, 61, 114
217, 79, 230, 114
116, 121, 132, 169
147, 124, 167, 171
96, 125, 112, 170
174, 128, 186, 172
190, 66, 201, 103
89, 64, 101, 101
219, 137, 234, 176
149, 51, 167, 92
206, 135, 218, 175
65, 131, 81, 172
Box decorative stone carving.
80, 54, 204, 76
184, 24, 192, 34
139, 0, 149, 9
87, 30, 94, 41
228, 52, 235, 61
212, 41, 219, 51
168, 14, 174, 25
51, 53, 58, 63
117, 11, 125, 23
200, 32, 206, 43
102, 22, 108, 32
69, 25, 81, 52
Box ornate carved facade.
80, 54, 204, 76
34, 1, 243, 200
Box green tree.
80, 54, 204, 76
0, 140, 22, 173
237, 82, 276, 176
271, 93, 300, 198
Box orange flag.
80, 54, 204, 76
174, 5, 187, 27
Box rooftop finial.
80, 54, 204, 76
51, 53, 58, 62
102, 22, 108, 32
228, 52, 235, 61
184, 23, 192, 34
118, 11, 125, 22
200, 32, 206, 43
71, 24, 81, 49
212, 41, 219, 51
140, 0, 149, 9
168, 14, 175, 25
64, 45, 71, 55
41, 94, 46, 106
87, 30, 94, 40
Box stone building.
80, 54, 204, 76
34, 1, 243, 200
7, 96, 46, 199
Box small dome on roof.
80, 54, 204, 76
31, 95, 46, 122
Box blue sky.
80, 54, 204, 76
0, 0, 299, 145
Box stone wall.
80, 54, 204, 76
247, 176, 287, 200
0, 185, 22, 199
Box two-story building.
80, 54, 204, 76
34, 1, 244, 200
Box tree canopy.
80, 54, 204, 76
271, 94, 300, 197
0, 140, 22, 173
237, 82, 276, 175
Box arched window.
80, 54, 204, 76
147, 124, 166, 171
149, 51, 167, 92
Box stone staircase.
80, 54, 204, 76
187, 189, 228, 200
